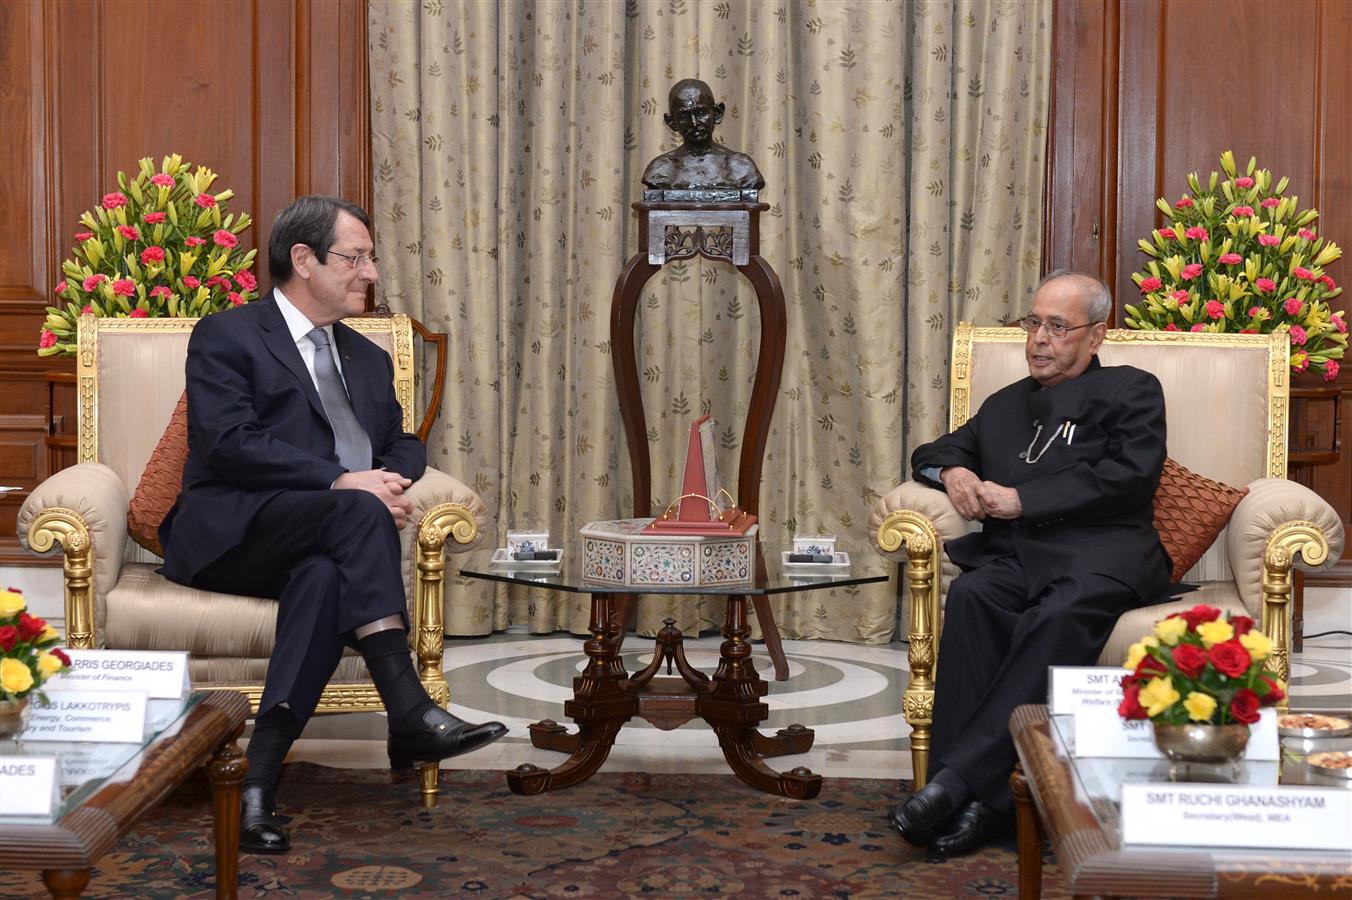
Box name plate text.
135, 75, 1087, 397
1074, 706, 1278, 760
21, 690, 148, 744
48, 650, 189, 699
1049, 666, 1131, 714
1122, 783, 1352, 851
0, 756, 58, 818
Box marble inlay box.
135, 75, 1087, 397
579, 517, 757, 586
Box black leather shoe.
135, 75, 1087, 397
888, 779, 963, 846
929, 800, 1010, 857
388, 706, 508, 771
240, 785, 290, 854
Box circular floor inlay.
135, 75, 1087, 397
331, 865, 422, 890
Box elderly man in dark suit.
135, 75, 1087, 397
890, 270, 1171, 856
160, 196, 505, 854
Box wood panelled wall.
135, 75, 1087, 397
1046, 0, 1352, 583
0, 0, 370, 563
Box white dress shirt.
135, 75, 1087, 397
273, 288, 348, 391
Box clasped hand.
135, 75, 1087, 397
334, 469, 414, 527
939, 466, 1022, 521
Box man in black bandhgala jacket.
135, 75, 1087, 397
890, 270, 1172, 856
160, 197, 505, 854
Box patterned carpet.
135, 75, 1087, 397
1, 764, 1069, 898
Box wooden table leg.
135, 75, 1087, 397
41, 869, 90, 899
206, 725, 247, 900
1010, 765, 1043, 900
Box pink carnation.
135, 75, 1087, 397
228, 291, 245, 307
1157, 227, 1178, 241
1283, 298, 1304, 316
1292, 351, 1309, 372
74, 231, 94, 242
212, 229, 238, 249
80, 305, 93, 316
1248, 305, 1265, 319
182, 275, 201, 289
143, 211, 166, 224
150, 173, 175, 187
55, 279, 67, 294
1190, 323, 1206, 332
1319, 275, 1337, 291
1260, 197, 1280, 208
149, 285, 172, 299
1290, 325, 1308, 345
185, 236, 206, 248
116, 224, 141, 241
140, 246, 166, 265
1231, 205, 1254, 217
102, 192, 127, 209
1164, 323, 1180, 331
128, 308, 148, 318
1205, 300, 1225, 319
194, 193, 216, 208
1332, 315, 1347, 334
206, 275, 230, 290
1181, 263, 1203, 280
1239, 328, 1257, 334
1184, 226, 1209, 240
111, 278, 135, 297
1139, 276, 1162, 293
233, 270, 257, 291
1258, 234, 1279, 247
1219, 253, 1242, 265
1325, 360, 1341, 382
1255, 277, 1276, 293
1235, 176, 1255, 188
1293, 267, 1315, 281
1298, 228, 1317, 240
82, 274, 107, 291
39, 329, 56, 349
1175, 195, 1194, 209
1171, 290, 1189, 302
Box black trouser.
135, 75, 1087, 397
191, 489, 406, 727
929, 556, 1143, 812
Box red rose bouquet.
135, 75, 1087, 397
37, 154, 258, 357
0, 588, 70, 702
1117, 603, 1285, 726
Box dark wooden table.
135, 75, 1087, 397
1010, 703, 1352, 899
0, 690, 249, 899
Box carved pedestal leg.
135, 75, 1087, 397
701, 595, 821, 799
508, 594, 636, 794
206, 726, 246, 900
1011, 766, 1044, 900
41, 869, 90, 899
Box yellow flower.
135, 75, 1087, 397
1140, 676, 1181, 718
1183, 691, 1218, 722
1197, 619, 1234, 648
36, 652, 64, 678
0, 658, 34, 695
0, 589, 25, 618
1239, 630, 1273, 661
1154, 616, 1189, 646
40, 624, 58, 641
1123, 636, 1161, 670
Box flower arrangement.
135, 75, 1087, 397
1124, 151, 1346, 380
1118, 604, 1284, 726
0, 588, 70, 702
37, 154, 258, 357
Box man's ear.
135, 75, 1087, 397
1088, 321, 1108, 353
664, 112, 678, 134
290, 243, 313, 281
712, 101, 725, 125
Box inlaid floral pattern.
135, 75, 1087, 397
368, 0, 1050, 641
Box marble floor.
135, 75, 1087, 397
285, 629, 1352, 781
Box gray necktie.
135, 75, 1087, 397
306, 328, 372, 472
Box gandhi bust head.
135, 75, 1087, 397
641, 78, 765, 191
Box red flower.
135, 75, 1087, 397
1175, 195, 1194, 209
1181, 604, 1222, 630
82, 274, 107, 291
80, 305, 93, 315
102, 192, 128, 209
228, 291, 245, 306
16, 612, 45, 641
1139, 276, 1162, 293
1248, 305, 1264, 318
1298, 228, 1317, 240
39, 329, 56, 349
1184, 226, 1208, 240
1205, 300, 1225, 319
1258, 234, 1279, 247
1319, 275, 1337, 291
1119, 682, 1148, 720
182, 275, 201, 289
128, 308, 148, 318
116, 224, 141, 241
1283, 298, 1303, 316
111, 278, 135, 297
1230, 688, 1261, 724
1293, 350, 1310, 372
1239, 328, 1256, 334
1259, 676, 1285, 704
55, 280, 67, 294
1325, 360, 1341, 381
1181, 263, 1203, 280
1234, 176, 1255, 188
1171, 643, 1208, 678
1219, 253, 1242, 265
1290, 325, 1308, 345
140, 246, 166, 265
1164, 323, 1180, 331
1230, 615, 1255, 636
1231, 205, 1254, 217
1255, 277, 1276, 293
150, 173, 174, 188
74, 231, 94, 242
1190, 323, 1205, 332
0, 625, 17, 650
1293, 267, 1315, 281
233, 270, 257, 291
213, 229, 239, 249
1134, 654, 1169, 682
194, 193, 216, 208
51, 648, 71, 666
143, 211, 166, 224
185, 236, 206, 248
1333, 315, 1347, 334
1209, 639, 1252, 678
1260, 197, 1280, 208
1171, 290, 1189, 302
149, 285, 172, 299
1158, 227, 1177, 240
206, 275, 230, 290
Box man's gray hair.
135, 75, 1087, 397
1037, 268, 1113, 323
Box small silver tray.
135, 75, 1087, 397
1277, 714, 1352, 739
489, 548, 563, 572
780, 550, 851, 572
1307, 751, 1352, 780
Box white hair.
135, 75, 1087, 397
1037, 269, 1112, 323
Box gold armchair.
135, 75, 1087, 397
18, 314, 488, 714
870, 325, 1345, 787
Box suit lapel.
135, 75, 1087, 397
257, 293, 330, 425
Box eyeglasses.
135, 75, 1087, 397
1016, 315, 1094, 339
325, 249, 380, 269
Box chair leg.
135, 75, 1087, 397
419, 763, 439, 808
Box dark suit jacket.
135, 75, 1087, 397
911, 356, 1171, 601
159, 292, 426, 583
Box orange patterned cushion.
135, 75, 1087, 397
1152, 457, 1248, 582
127, 392, 189, 556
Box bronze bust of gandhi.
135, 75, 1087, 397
642, 79, 765, 193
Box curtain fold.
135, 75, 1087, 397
368, 0, 1050, 642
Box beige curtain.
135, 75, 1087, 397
368, 0, 1050, 641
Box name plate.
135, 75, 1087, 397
0, 756, 58, 818
1049, 666, 1131, 714
1122, 783, 1352, 851
1074, 706, 1279, 760
47, 650, 189, 699
21, 690, 148, 744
